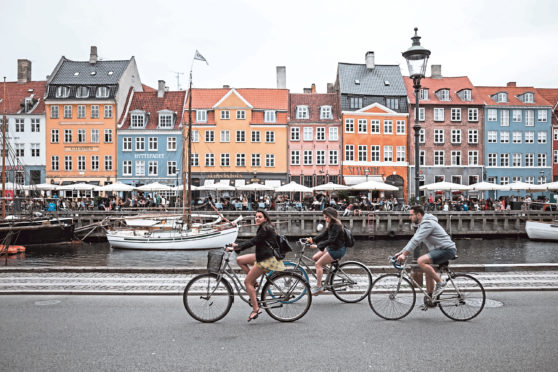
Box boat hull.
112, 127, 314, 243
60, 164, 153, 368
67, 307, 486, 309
106, 226, 239, 250
0, 218, 75, 246
525, 220, 558, 241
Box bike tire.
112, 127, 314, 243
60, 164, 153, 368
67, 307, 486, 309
183, 273, 234, 323
267, 261, 309, 303
438, 274, 485, 321
330, 261, 372, 303
261, 271, 312, 322
368, 274, 416, 320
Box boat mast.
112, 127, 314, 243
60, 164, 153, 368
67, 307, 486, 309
2, 77, 6, 219
184, 70, 193, 229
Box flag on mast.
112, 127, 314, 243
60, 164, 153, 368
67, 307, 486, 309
194, 50, 209, 65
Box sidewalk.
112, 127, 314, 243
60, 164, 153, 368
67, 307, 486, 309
1, 266, 557, 295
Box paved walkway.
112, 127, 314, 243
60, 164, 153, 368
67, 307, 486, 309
1, 270, 557, 295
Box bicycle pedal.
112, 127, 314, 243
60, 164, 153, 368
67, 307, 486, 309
419, 305, 429, 311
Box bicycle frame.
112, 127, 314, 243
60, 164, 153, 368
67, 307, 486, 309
287, 240, 338, 289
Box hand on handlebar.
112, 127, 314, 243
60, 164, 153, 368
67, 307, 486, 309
395, 252, 407, 263
225, 243, 238, 252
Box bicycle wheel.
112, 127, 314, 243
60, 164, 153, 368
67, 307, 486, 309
183, 273, 234, 323
438, 274, 485, 321
329, 261, 372, 303
267, 261, 309, 303
261, 271, 312, 322
368, 274, 416, 320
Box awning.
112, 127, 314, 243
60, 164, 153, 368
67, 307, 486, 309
265, 180, 281, 188
343, 176, 383, 186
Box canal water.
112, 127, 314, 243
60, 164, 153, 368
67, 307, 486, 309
2, 238, 557, 267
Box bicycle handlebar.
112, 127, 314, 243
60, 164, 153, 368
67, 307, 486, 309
389, 256, 404, 270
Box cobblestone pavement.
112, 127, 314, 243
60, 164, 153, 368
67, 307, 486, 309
1, 271, 557, 295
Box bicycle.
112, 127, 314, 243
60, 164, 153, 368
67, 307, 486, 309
368, 256, 485, 321
183, 246, 312, 323
274, 239, 372, 303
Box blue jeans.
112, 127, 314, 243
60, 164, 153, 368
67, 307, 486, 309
428, 248, 457, 264
327, 246, 346, 260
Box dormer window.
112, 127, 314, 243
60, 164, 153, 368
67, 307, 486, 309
523, 92, 534, 103
459, 89, 471, 102
196, 110, 207, 123
296, 105, 309, 119
158, 110, 174, 128
496, 92, 507, 103
436, 89, 450, 101
419, 88, 429, 100
320, 106, 332, 120
96, 86, 110, 98
130, 111, 146, 128
264, 110, 276, 123
76, 86, 90, 98
55, 86, 70, 98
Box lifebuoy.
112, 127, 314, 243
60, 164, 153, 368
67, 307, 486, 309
1, 245, 26, 255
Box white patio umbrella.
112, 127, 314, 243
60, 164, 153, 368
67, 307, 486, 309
172, 184, 199, 191
28, 183, 58, 191
236, 183, 275, 191
503, 181, 547, 192
0, 182, 22, 190
275, 181, 313, 193
313, 182, 350, 191
198, 181, 235, 191
135, 182, 173, 191
97, 182, 135, 192
542, 181, 558, 191
420, 181, 472, 191
468, 181, 508, 191
57, 183, 98, 191
350, 180, 399, 191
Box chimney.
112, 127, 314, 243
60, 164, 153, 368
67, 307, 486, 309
223, 85, 230, 88
311, 83, 316, 94
17, 59, 32, 83
431, 64, 442, 79
327, 83, 334, 93
507, 82, 516, 87
303, 88, 312, 94
157, 80, 165, 98
276, 66, 286, 89
89, 46, 98, 64
365, 51, 375, 70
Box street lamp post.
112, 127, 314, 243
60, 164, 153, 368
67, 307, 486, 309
403, 27, 430, 205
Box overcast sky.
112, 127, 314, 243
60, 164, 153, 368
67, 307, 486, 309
3, 0, 558, 93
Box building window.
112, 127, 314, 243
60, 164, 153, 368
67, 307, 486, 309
500, 176, 509, 185
167, 161, 177, 176
148, 137, 158, 151
64, 105, 72, 119
265, 131, 275, 143
50, 106, 59, 119
329, 127, 338, 141
191, 130, 199, 142
220, 110, 230, 120
538, 153, 547, 167
500, 153, 509, 167
419, 128, 425, 143
196, 110, 207, 123
488, 153, 497, 167
15, 119, 24, 132
451, 108, 461, 121
371, 146, 380, 162
104, 156, 113, 171
525, 131, 534, 143
419, 88, 429, 100
500, 131, 510, 143
329, 150, 338, 165
264, 110, 276, 123
134, 160, 144, 176
438, 89, 450, 101
64, 155, 72, 171
296, 106, 309, 119
167, 137, 177, 151
316, 150, 325, 165
538, 132, 547, 144
91, 105, 99, 119
384, 146, 393, 162
451, 129, 461, 144
468, 108, 478, 122
525, 153, 534, 167
468, 151, 478, 165
538, 110, 548, 122
159, 114, 173, 128
88, 155, 98, 171
434, 151, 444, 165
434, 129, 444, 144
251, 153, 260, 167
512, 153, 522, 167
147, 160, 157, 176
524, 92, 534, 103
384, 120, 393, 134
290, 127, 300, 141
396, 146, 405, 162
396, 120, 405, 135
350, 97, 363, 109
56, 86, 70, 98
468, 129, 478, 144
303, 150, 313, 165
51, 156, 59, 171
131, 114, 144, 128
487, 131, 497, 143
205, 130, 214, 142
461, 89, 471, 101
303, 127, 313, 141
135, 137, 145, 151
64, 129, 72, 143
96, 87, 109, 98
451, 151, 461, 165
497, 92, 507, 103
358, 145, 367, 162
513, 110, 522, 122
487, 109, 497, 121
104, 129, 113, 143
320, 106, 332, 119
205, 154, 215, 167
345, 118, 354, 133
77, 156, 86, 171
251, 130, 260, 142
123, 137, 132, 151
122, 160, 132, 176
90, 129, 99, 143
554, 150, 558, 165
501, 110, 509, 126
220, 130, 230, 143
525, 110, 536, 126
386, 98, 399, 110
538, 175, 547, 184
31, 143, 40, 157
512, 131, 522, 144
104, 105, 113, 118
345, 145, 354, 161
316, 127, 325, 141
434, 108, 444, 121
236, 110, 246, 120
30, 118, 40, 133
15, 143, 24, 157
290, 150, 300, 165
190, 154, 199, 167
419, 150, 425, 166
236, 153, 245, 167
77, 129, 86, 143
77, 105, 86, 119
236, 130, 246, 142
358, 119, 367, 133
220, 153, 230, 167
370, 120, 380, 134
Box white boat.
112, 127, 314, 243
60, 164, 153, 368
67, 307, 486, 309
106, 215, 242, 250
525, 220, 558, 241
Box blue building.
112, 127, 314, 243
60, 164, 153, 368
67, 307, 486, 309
117, 81, 185, 188
477, 83, 552, 197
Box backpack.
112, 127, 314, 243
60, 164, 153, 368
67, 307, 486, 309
343, 226, 355, 248
269, 234, 293, 260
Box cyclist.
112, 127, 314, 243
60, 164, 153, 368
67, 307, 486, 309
227, 209, 284, 321
307, 207, 346, 295
395, 205, 457, 298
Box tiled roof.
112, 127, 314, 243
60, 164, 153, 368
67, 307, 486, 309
186, 88, 289, 110
475, 85, 552, 107
403, 76, 484, 105
289, 93, 341, 123
142, 84, 157, 92
337, 63, 407, 96
0, 80, 47, 114
537, 88, 558, 108
50, 58, 131, 85
119, 90, 186, 130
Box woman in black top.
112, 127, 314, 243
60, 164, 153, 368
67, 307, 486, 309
228, 210, 284, 321
307, 207, 346, 295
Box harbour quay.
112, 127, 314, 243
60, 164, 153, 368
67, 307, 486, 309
60, 209, 558, 239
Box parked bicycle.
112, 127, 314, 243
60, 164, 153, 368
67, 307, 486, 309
183, 246, 312, 323
368, 256, 485, 321
273, 239, 372, 303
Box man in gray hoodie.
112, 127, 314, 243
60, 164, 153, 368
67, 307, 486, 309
396, 205, 457, 297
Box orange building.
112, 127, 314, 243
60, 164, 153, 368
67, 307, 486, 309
186, 88, 289, 188
44, 46, 142, 188
342, 103, 409, 200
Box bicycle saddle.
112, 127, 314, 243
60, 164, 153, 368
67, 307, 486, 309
437, 254, 458, 269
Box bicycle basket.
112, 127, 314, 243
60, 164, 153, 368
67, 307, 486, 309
207, 250, 225, 273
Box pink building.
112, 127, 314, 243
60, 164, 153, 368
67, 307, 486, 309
288, 91, 342, 187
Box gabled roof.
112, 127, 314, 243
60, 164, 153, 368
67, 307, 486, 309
475, 85, 552, 107
186, 88, 289, 110
355, 102, 399, 115
213, 89, 253, 109
0, 81, 47, 114
537, 88, 558, 110
49, 57, 131, 85
337, 63, 407, 96
289, 93, 340, 123
118, 90, 186, 130
403, 76, 484, 105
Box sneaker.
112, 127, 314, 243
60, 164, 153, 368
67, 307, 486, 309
311, 286, 323, 296
433, 281, 447, 297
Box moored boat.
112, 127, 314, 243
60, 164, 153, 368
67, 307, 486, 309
525, 220, 558, 241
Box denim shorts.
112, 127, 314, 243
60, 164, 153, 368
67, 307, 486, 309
327, 246, 346, 260
428, 248, 457, 264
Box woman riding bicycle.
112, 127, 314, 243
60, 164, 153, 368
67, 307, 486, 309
227, 209, 285, 321
307, 207, 346, 295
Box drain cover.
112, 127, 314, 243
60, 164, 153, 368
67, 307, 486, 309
34, 300, 61, 306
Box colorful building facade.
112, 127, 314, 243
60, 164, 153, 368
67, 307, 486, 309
537, 89, 558, 181
288, 92, 341, 187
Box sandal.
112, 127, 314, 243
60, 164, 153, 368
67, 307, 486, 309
247, 309, 262, 322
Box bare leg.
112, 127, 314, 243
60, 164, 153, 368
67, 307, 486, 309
245, 265, 265, 313
236, 253, 256, 275
417, 254, 441, 294
315, 250, 335, 288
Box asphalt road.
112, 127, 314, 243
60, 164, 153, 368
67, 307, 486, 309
1, 292, 557, 371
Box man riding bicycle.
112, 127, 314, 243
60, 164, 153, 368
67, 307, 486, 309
396, 205, 457, 298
